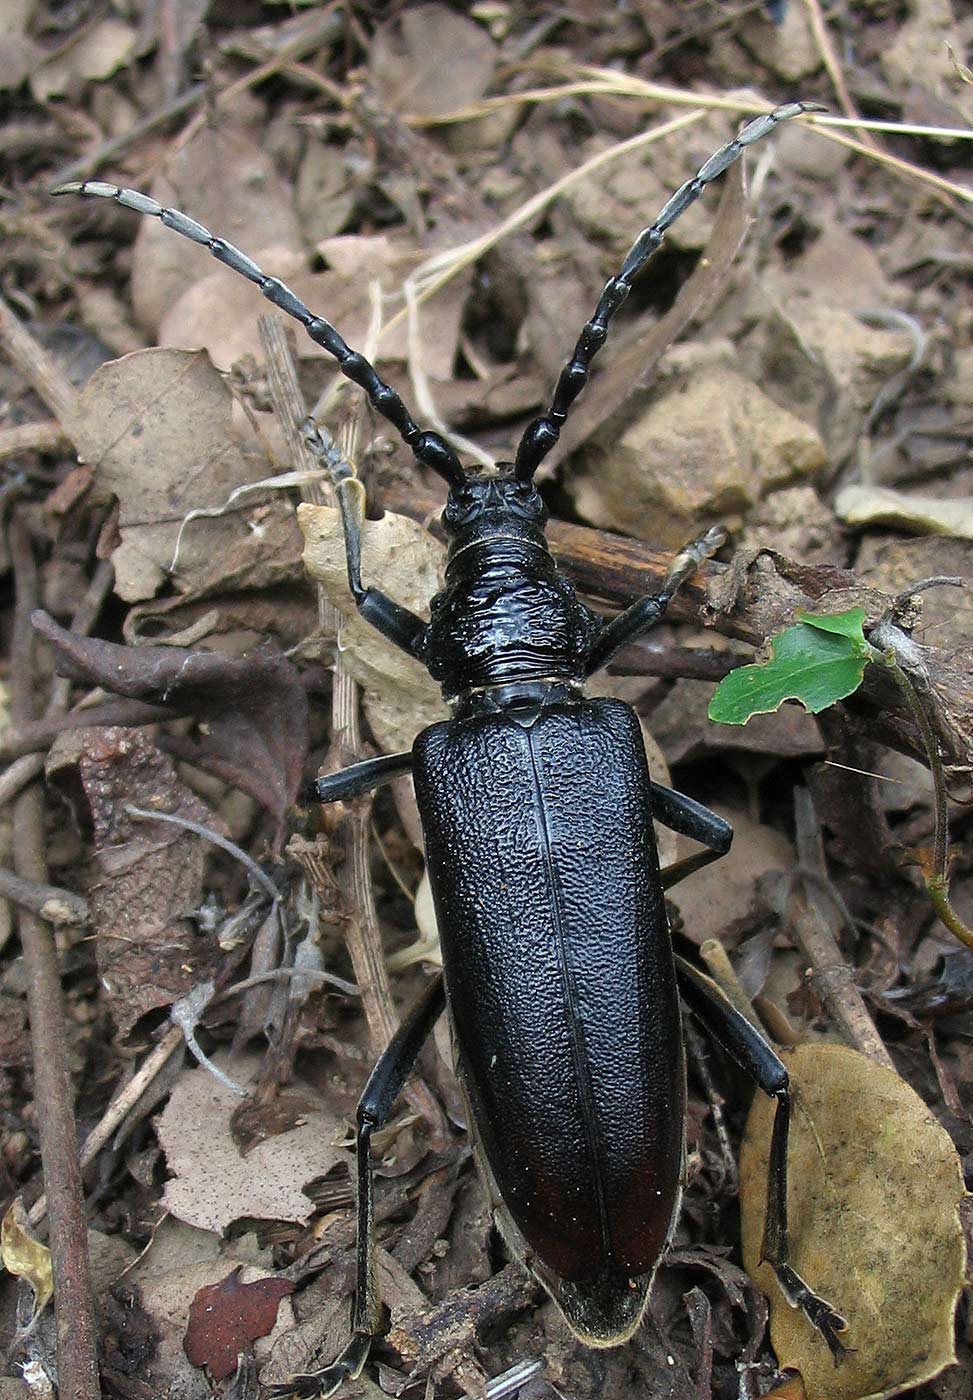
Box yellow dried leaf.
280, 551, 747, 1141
740, 1042, 967, 1400
1, 1198, 53, 1314
298, 503, 448, 753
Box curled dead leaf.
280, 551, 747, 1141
299, 503, 447, 752
62, 348, 260, 602
740, 1042, 967, 1400
1, 1199, 53, 1315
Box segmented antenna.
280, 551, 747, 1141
50, 179, 467, 489
513, 100, 825, 481
54, 100, 822, 490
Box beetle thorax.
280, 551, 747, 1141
421, 469, 601, 703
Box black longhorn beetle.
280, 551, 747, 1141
54, 100, 847, 1395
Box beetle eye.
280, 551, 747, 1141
444, 487, 478, 526
510, 483, 542, 517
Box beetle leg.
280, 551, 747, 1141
674, 957, 849, 1361
649, 782, 732, 889
267, 975, 447, 1399
302, 420, 432, 661
311, 751, 413, 804
585, 525, 726, 676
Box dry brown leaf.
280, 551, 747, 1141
295, 139, 356, 244
131, 125, 302, 333
299, 504, 447, 752
157, 1055, 342, 1233
165, 260, 348, 370
30, 17, 135, 101
370, 4, 496, 119
64, 348, 261, 602
740, 1042, 967, 1400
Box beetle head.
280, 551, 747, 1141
442, 466, 548, 547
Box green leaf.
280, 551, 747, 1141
796, 606, 868, 643
708, 608, 871, 725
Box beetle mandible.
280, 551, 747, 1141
54, 100, 846, 1395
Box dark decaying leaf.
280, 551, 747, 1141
34, 610, 309, 845
79, 726, 226, 1040
184, 1267, 294, 1380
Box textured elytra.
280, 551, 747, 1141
414, 697, 684, 1340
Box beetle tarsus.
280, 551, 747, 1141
265, 1335, 371, 1399
770, 1262, 850, 1362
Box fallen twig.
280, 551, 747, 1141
0, 867, 87, 927
10, 510, 101, 1400
260, 315, 445, 1141
790, 788, 896, 1071
0, 295, 76, 424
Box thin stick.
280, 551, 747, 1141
48, 83, 207, 188
0, 867, 87, 927
0, 294, 77, 423
260, 316, 397, 1049
0, 422, 68, 461
0, 563, 115, 812
259, 316, 444, 1139
796, 121, 972, 205
801, 0, 877, 150
10, 511, 101, 1400
29, 1026, 184, 1229
791, 789, 895, 1070
409, 68, 972, 205
0, 754, 46, 812
0, 700, 176, 762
